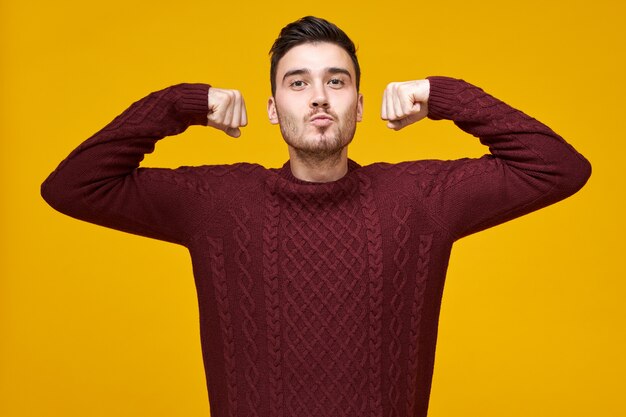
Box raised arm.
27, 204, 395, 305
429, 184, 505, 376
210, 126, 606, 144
41, 83, 248, 245
381, 76, 591, 239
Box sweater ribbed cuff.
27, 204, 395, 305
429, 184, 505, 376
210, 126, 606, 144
175, 83, 211, 126
426, 76, 464, 121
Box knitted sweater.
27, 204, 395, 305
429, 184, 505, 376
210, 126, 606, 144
41, 77, 591, 417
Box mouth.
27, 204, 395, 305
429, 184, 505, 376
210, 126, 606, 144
309, 113, 335, 127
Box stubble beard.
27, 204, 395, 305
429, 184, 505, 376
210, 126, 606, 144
278, 107, 358, 164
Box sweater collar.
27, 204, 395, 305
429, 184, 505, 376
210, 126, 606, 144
271, 158, 363, 198
277, 158, 361, 185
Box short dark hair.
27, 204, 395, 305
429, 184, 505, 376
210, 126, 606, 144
269, 16, 361, 95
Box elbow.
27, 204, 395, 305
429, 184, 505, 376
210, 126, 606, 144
41, 173, 66, 214
41, 172, 83, 217
553, 153, 592, 200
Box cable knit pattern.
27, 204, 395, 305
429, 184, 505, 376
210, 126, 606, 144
262, 178, 284, 417
207, 236, 238, 417
406, 234, 433, 417
230, 206, 261, 417
357, 172, 385, 417
388, 200, 413, 417
41, 78, 591, 417
276, 177, 370, 417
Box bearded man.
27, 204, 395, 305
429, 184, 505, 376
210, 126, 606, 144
42, 16, 591, 417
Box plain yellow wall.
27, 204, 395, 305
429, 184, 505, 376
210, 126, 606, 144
1, 0, 624, 416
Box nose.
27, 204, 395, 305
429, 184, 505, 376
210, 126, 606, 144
310, 85, 329, 108
311, 98, 329, 108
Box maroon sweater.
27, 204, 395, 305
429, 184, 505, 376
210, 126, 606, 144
41, 77, 591, 417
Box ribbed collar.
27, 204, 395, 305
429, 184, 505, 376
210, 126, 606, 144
271, 158, 363, 198
277, 158, 361, 185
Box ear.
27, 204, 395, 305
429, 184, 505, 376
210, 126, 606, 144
267, 97, 279, 124
356, 93, 364, 122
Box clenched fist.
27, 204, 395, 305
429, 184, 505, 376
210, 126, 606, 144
207, 87, 248, 138
381, 80, 430, 130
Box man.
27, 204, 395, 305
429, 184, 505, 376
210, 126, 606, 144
41, 16, 590, 417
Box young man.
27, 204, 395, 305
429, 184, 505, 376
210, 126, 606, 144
41, 16, 590, 417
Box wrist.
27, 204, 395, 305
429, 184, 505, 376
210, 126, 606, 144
174, 83, 211, 125
426, 76, 462, 120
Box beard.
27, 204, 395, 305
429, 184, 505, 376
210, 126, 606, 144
277, 106, 358, 162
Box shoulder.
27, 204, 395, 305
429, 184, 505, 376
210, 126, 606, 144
137, 162, 270, 194
358, 160, 450, 183
358, 157, 498, 196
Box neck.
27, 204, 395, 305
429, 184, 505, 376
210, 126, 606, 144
287, 146, 349, 183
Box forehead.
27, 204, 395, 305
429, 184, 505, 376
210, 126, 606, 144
276, 42, 355, 77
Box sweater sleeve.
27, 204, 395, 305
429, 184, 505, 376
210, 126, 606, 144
41, 83, 212, 246
422, 76, 591, 240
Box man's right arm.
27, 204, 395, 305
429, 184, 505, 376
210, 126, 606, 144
41, 83, 247, 245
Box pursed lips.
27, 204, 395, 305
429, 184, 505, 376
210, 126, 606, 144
309, 113, 335, 127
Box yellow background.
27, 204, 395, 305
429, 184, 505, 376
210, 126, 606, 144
1, 0, 624, 416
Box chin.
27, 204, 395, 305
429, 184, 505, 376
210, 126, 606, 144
281, 123, 356, 157
303, 133, 342, 150
294, 135, 353, 159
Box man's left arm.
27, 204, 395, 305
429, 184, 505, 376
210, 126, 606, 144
382, 76, 592, 240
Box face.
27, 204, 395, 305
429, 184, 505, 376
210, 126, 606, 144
267, 42, 363, 159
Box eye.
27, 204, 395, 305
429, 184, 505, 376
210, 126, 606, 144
289, 80, 307, 89
328, 78, 345, 88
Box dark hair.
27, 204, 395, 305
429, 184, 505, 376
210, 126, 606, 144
269, 16, 360, 95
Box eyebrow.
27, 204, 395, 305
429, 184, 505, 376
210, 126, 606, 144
282, 67, 352, 83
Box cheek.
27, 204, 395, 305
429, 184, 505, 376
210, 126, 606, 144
335, 92, 359, 111
274, 102, 291, 120
275, 92, 303, 110
275, 105, 301, 134
276, 105, 296, 124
